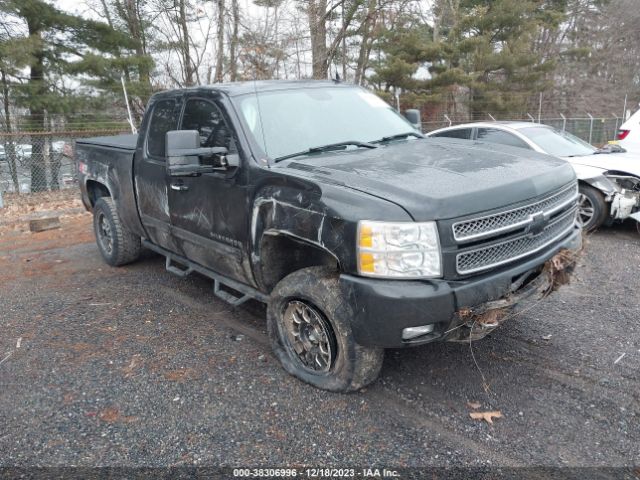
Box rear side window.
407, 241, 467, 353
432, 128, 472, 140
477, 128, 530, 149
147, 99, 177, 158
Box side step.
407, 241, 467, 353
165, 257, 193, 277
213, 279, 251, 306
142, 239, 269, 306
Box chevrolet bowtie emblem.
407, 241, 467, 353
527, 212, 546, 236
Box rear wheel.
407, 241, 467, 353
577, 184, 608, 231
93, 197, 141, 266
267, 266, 384, 392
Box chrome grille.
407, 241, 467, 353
456, 206, 577, 275
453, 184, 578, 243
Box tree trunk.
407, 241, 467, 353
26, 22, 48, 192
308, 0, 328, 79
355, 0, 376, 85
124, 0, 152, 106
1, 69, 19, 192
178, 0, 195, 86
229, 0, 240, 81
214, 0, 225, 83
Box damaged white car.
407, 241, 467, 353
427, 122, 640, 232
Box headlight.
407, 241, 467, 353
357, 220, 442, 278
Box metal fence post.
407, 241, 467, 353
444, 114, 452, 127
587, 113, 594, 145
527, 113, 535, 122
612, 114, 620, 136
560, 113, 566, 132
538, 92, 542, 123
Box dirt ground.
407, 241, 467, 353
0, 214, 639, 476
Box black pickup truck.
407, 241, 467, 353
76, 80, 581, 392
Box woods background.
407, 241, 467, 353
0, 0, 639, 193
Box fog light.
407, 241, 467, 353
402, 324, 435, 340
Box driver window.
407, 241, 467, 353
180, 98, 238, 159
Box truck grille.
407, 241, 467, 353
456, 205, 577, 275
453, 183, 578, 243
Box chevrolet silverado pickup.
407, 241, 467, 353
76, 81, 582, 392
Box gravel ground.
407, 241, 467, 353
0, 215, 639, 475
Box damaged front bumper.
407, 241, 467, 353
340, 226, 582, 348
444, 247, 579, 342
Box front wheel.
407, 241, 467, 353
577, 184, 608, 232
267, 266, 384, 392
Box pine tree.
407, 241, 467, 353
0, 0, 152, 191
371, 0, 563, 118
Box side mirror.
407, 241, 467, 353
166, 130, 228, 176
404, 109, 422, 131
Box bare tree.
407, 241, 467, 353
228, 0, 240, 81
214, 0, 225, 82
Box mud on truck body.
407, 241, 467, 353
76, 81, 582, 392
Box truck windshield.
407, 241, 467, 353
235, 87, 418, 161
519, 126, 596, 157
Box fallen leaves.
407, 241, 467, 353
163, 368, 196, 382
97, 407, 137, 424
470, 411, 503, 424
121, 354, 142, 378
467, 401, 481, 409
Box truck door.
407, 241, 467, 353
167, 96, 250, 282
133, 97, 181, 251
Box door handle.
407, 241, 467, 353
170, 183, 189, 191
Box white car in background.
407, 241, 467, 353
426, 122, 640, 232
617, 108, 640, 154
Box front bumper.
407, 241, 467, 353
339, 225, 582, 348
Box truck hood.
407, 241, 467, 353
562, 152, 640, 178
279, 138, 575, 221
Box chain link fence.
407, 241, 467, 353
0, 114, 624, 201
0, 130, 129, 198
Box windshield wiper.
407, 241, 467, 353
273, 141, 377, 163
372, 131, 425, 144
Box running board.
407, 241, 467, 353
165, 257, 193, 277
142, 239, 269, 305
213, 279, 251, 306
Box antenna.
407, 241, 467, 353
121, 75, 137, 134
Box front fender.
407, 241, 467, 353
572, 164, 618, 196
249, 179, 413, 282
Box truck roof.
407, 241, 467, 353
153, 80, 354, 98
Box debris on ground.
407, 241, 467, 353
0, 190, 87, 232
470, 411, 503, 424
467, 401, 481, 409
542, 248, 581, 294
614, 353, 626, 365
29, 217, 61, 232
542, 334, 553, 341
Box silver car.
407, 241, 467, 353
427, 122, 640, 232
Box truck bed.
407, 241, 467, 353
76, 134, 138, 151
76, 133, 143, 238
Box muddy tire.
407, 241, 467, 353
578, 184, 608, 232
267, 266, 384, 392
93, 197, 141, 266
